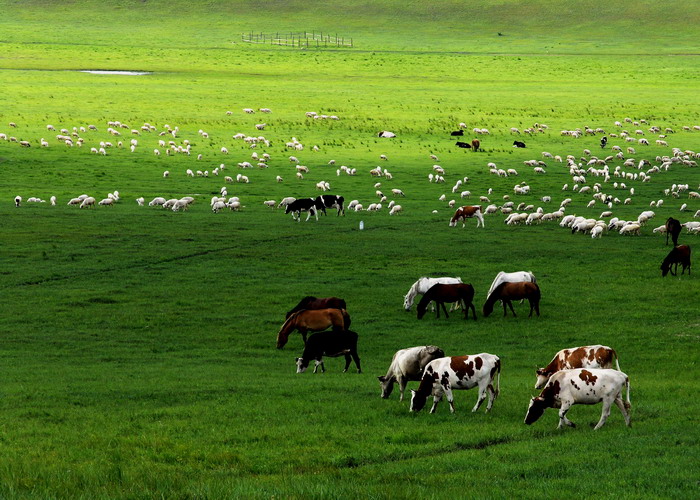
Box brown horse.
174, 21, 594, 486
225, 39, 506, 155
661, 245, 691, 277
276, 308, 350, 349
285, 296, 347, 319
416, 283, 477, 320
483, 281, 540, 317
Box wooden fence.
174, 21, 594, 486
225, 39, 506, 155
241, 31, 353, 48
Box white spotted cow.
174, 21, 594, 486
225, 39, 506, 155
525, 368, 631, 430
449, 205, 484, 228
535, 345, 620, 389
378, 345, 445, 401
410, 354, 500, 414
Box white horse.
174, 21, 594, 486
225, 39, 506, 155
404, 277, 463, 311
486, 271, 537, 301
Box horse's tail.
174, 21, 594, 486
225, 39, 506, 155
341, 309, 351, 330
527, 271, 537, 284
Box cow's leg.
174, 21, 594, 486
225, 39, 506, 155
313, 207, 319, 221
429, 391, 442, 413
485, 383, 497, 412
444, 388, 456, 413
398, 376, 407, 402
594, 399, 614, 430
313, 359, 324, 374
558, 401, 575, 429
351, 351, 361, 373
343, 354, 352, 372
614, 397, 632, 427
472, 384, 488, 412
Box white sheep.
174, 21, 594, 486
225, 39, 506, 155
98, 198, 114, 206
263, 200, 276, 208
79, 197, 96, 209
212, 201, 226, 213
389, 205, 403, 215
148, 197, 166, 207
391, 188, 405, 197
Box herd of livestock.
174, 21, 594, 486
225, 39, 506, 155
278, 272, 631, 430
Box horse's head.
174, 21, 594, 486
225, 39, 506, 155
661, 261, 670, 277
482, 300, 494, 317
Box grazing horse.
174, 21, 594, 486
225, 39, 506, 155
417, 283, 477, 320
486, 271, 537, 301
661, 245, 691, 277
403, 277, 462, 311
665, 217, 682, 246
483, 282, 540, 317
286, 296, 348, 319
276, 308, 350, 349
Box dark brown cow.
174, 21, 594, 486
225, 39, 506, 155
471, 139, 480, 151
665, 217, 682, 246
661, 245, 691, 277
535, 345, 620, 389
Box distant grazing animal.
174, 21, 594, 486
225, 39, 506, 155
285, 198, 318, 221
455, 141, 471, 149
525, 368, 631, 430
471, 139, 481, 151
513, 140, 527, 148
416, 283, 477, 320
661, 245, 691, 277
482, 281, 540, 317
295, 330, 361, 374
378, 131, 396, 138
449, 205, 484, 228
276, 308, 350, 349
535, 345, 620, 389
486, 271, 536, 301
409, 354, 501, 413
403, 276, 463, 311
286, 296, 348, 319
315, 194, 345, 216
450, 130, 464, 136
378, 345, 445, 401
600, 136, 608, 148
665, 217, 682, 246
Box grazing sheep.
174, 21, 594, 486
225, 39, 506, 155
263, 200, 276, 208
389, 205, 403, 215
79, 197, 96, 209
98, 198, 114, 206
212, 201, 226, 213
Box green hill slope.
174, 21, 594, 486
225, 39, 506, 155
1, 0, 699, 53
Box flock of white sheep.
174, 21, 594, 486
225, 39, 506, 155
5, 112, 700, 234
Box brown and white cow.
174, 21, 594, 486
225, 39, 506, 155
409, 354, 500, 414
535, 345, 620, 389
449, 205, 484, 228
378, 345, 445, 401
525, 368, 631, 430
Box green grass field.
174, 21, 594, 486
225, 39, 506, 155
1, 1, 699, 498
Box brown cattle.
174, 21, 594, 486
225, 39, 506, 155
449, 205, 484, 228
535, 345, 620, 389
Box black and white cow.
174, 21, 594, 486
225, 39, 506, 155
455, 141, 471, 149
410, 354, 500, 414
295, 330, 361, 374
513, 140, 527, 148
285, 198, 318, 221
525, 368, 631, 430
315, 195, 345, 216
450, 130, 464, 136
378, 345, 445, 401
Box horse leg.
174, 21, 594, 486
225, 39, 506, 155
300, 329, 308, 344
506, 300, 516, 317
441, 302, 449, 319
470, 302, 477, 320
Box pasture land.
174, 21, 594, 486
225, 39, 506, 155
1, 1, 699, 498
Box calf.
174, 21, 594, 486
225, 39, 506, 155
295, 330, 361, 374
285, 198, 318, 222
409, 354, 500, 414
535, 345, 620, 389
513, 140, 527, 148
471, 139, 480, 151
315, 194, 345, 216
525, 368, 631, 430
455, 141, 471, 149
450, 130, 464, 136
378, 345, 445, 401
665, 217, 682, 246
449, 205, 484, 228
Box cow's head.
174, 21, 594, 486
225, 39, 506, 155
534, 368, 551, 389
295, 357, 309, 373
284, 204, 293, 215
377, 375, 395, 399
524, 397, 547, 425
409, 389, 428, 412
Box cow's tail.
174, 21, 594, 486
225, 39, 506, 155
613, 349, 621, 372
624, 376, 631, 410
493, 357, 501, 398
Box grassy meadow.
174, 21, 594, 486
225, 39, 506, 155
1, 1, 699, 498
